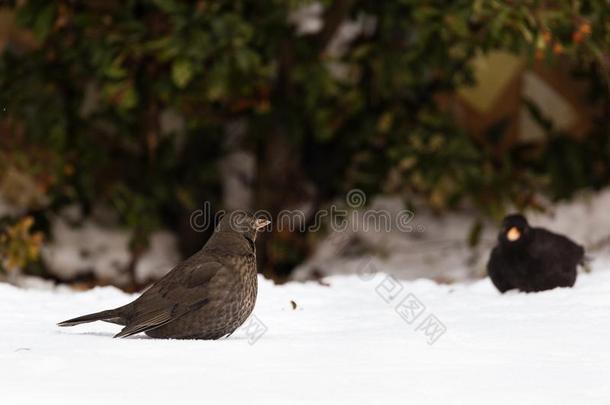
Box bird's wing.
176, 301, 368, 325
487, 247, 514, 293
529, 228, 585, 266
113, 309, 176, 338
114, 252, 238, 338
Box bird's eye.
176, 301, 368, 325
506, 227, 521, 241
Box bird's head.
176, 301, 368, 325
217, 211, 271, 245
499, 214, 530, 246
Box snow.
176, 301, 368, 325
293, 196, 494, 282
42, 216, 132, 283
2, 262, 610, 404
295, 188, 610, 282
42, 213, 180, 286
3, 188, 610, 403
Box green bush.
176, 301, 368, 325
0, 0, 608, 282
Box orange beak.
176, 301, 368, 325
506, 227, 521, 241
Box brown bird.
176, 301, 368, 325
58, 212, 270, 339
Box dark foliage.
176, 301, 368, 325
0, 1, 608, 282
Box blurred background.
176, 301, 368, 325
0, 0, 609, 290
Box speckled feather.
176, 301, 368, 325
58, 214, 262, 339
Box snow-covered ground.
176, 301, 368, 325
2, 259, 610, 404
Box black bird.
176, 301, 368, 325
487, 214, 585, 293
58, 212, 270, 339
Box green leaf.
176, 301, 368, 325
119, 85, 138, 110
152, 0, 181, 14
104, 58, 128, 80
172, 59, 193, 88
33, 4, 56, 41
102, 81, 138, 110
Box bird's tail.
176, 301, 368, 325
57, 308, 124, 327
581, 255, 594, 273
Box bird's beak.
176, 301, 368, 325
255, 218, 271, 230
506, 227, 521, 241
